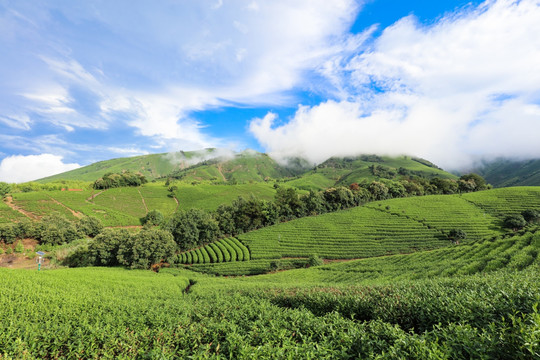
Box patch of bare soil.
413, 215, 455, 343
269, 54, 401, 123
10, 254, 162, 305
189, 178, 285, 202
0, 239, 49, 270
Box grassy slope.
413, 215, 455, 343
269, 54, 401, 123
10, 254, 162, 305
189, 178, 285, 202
245, 229, 540, 286
0, 201, 27, 223
224, 187, 536, 269
169, 152, 305, 183
36, 153, 179, 182
1, 182, 278, 225
173, 182, 276, 210
285, 155, 457, 191
472, 158, 540, 187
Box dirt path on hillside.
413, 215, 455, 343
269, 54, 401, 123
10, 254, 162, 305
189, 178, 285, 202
3, 196, 40, 220
87, 190, 105, 202
47, 195, 83, 219
217, 164, 227, 182
173, 196, 179, 211
138, 189, 149, 214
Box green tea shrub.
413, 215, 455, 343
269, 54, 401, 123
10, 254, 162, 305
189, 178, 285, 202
14, 240, 24, 253
205, 244, 217, 263
308, 254, 324, 267
216, 240, 232, 262
200, 247, 211, 264
0, 224, 15, 244
210, 243, 223, 262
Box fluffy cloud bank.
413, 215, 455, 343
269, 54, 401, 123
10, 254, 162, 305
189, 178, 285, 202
250, 0, 540, 170
0, 154, 80, 183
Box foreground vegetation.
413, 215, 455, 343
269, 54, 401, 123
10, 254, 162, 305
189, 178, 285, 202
1, 260, 538, 358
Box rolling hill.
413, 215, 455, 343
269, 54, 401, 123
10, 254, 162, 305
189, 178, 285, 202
470, 158, 540, 187
177, 187, 540, 275
37, 150, 459, 193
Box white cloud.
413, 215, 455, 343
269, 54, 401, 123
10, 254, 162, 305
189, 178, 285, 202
250, 0, 540, 170
0, 154, 80, 183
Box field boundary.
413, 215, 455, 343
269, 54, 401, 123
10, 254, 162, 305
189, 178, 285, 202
3, 196, 39, 220
46, 194, 83, 219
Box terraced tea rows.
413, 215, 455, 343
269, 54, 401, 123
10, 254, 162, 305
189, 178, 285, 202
366, 195, 502, 240
462, 186, 540, 218
0, 201, 26, 223
238, 206, 447, 260
247, 229, 540, 286
177, 237, 251, 265
172, 182, 276, 211
10, 192, 78, 220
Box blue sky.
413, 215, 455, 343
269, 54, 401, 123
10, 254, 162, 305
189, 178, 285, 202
1, 0, 540, 182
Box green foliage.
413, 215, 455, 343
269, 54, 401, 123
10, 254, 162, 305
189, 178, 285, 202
164, 208, 220, 250
448, 228, 467, 241
36, 213, 82, 245
87, 228, 131, 266
140, 209, 164, 226
79, 216, 103, 237
117, 229, 176, 269
0, 224, 16, 244
522, 209, 540, 223
14, 240, 24, 253
503, 214, 527, 230
0, 182, 10, 198
308, 254, 324, 267
93, 171, 148, 190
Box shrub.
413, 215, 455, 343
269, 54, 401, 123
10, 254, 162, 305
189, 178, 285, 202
36, 213, 81, 245
522, 209, 540, 224
0, 224, 16, 244
503, 215, 527, 231
140, 210, 164, 226
14, 240, 24, 253
308, 254, 324, 267
79, 216, 103, 237
448, 229, 467, 242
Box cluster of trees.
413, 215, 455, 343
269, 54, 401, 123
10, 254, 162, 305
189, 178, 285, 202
0, 214, 103, 245
93, 172, 147, 190
66, 228, 176, 269
503, 209, 540, 231
151, 174, 490, 251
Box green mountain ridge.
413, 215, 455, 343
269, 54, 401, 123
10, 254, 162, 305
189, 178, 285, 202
470, 158, 540, 187
37, 150, 458, 191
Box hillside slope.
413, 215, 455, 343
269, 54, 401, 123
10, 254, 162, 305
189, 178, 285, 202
470, 158, 540, 187
36, 150, 458, 189
37, 153, 178, 182
179, 187, 539, 275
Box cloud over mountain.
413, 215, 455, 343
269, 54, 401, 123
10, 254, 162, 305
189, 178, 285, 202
250, 0, 540, 170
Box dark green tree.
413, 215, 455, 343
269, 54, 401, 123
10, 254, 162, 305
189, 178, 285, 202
117, 229, 176, 269
141, 209, 164, 226
0, 182, 10, 198
503, 214, 527, 231
87, 228, 131, 266
448, 229, 467, 242
165, 209, 220, 250
521, 209, 540, 224
79, 216, 103, 237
